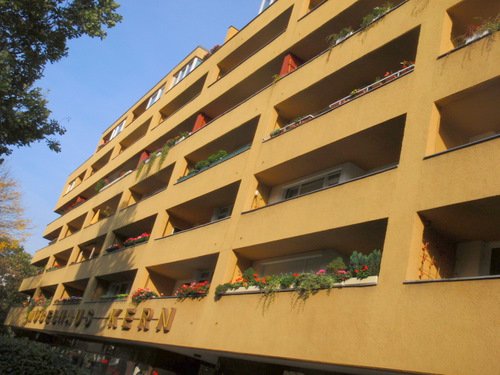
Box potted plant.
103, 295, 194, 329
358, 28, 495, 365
105, 243, 122, 253
326, 27, 354, 47
175, 281, 210, 298
123, 233, 150, 247
360, 2, 393, 28
131, 288, 161, 306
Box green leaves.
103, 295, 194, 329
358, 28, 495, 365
0, 0, 122, 161
0, 336, 85, 374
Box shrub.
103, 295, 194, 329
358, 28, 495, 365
95, 178, 108, 192
207, 150, 228, 164
326, 257, 347, 275
194, 160, 210, 171
0, 336, 85, 374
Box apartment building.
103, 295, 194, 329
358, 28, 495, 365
6, 0, 500, 374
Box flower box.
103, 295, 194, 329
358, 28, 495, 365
223, 286, 260, 294
464, 30, 489, 44
335, 31, 353, 45
343, 275, 378, 286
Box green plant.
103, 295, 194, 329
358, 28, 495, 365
326, 26, 354, 47
349, 251, 367, 274
366, 249, 382, 276
279, 274, 299, 288
123, 233, 150, 247
0, 336, 85, 374
477, 14, 500, 34
136, 159, 147, 178
194, 160, 210, 171
207, 150, 228, 164
175, 281, 210, 298
361, 2, 393, 28
26, 296, 52, 316
158, 143, 170, 170
95, 178, 108, 192
131, 288, 160, 306
326, 257, 347, 275
100, 294, 128, 300
295, 272, 335, 299
145, 151, 157, 175
193, 150, 228, 172
350, 88, 360, 96
272, 74, 282, 82
349, 250, 381, 279
270, 128, 282, 137
102, 206, 113, 217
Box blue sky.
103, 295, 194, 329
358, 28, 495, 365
8, 1, 263, 255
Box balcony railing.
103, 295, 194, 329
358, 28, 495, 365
177, 144, 251, 183
263, 64, 415, 141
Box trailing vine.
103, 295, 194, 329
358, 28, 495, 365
145, 151, 157, 175
158, 144, 170, 170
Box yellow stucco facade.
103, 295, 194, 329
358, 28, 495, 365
6, 0, 500, 374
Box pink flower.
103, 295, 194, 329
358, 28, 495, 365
316, 270, 326, 275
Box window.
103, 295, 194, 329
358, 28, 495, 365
146, 86, 164, 109
66, 179, 76, 194
106, 281, 131, 297
253, 250, 339, 276
170, 58, 202, 88
109, 119, 126, 141
283, 171, 341, 200
259, 0, 277, 14
211, 204, 233, 221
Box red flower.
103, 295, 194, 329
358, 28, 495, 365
293, 273, 300, 277
355, 270, 359, 273
253, 273, 258, 277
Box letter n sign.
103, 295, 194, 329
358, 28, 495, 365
156, 308, 176, 332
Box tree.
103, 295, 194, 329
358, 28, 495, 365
0, 0, 122, 163
0, 166, 35, 330
0, 166, 30, 242
0, 239, 37, 330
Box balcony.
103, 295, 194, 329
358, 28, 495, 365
87, 194, 121, 226
144, 253, 218, 297
61, 213, 86, 239
217, 5, 292, 77
103, 215, 156, 255
163, 181, 239, 237
72, 235, 106, 264
53, 278, 89, 305
414, 196, 500, 281
255, 116, 405, 209
265, 65, 414, 140
91, 270, 137, 302
221, 219, 387, 296
442, 0, 500, 54
124, 164, 174, 209
428, 77, 500, 156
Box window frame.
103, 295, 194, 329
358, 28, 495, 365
109, 119, 126, 141
170, 57, 202, 89
146, 86, 164, 109
282, 170, 341, 201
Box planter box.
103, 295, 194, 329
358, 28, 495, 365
465, 30, 489, 44
224, 286, 260, 294
335, 31, 353, 45
344, 275, 378, 286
